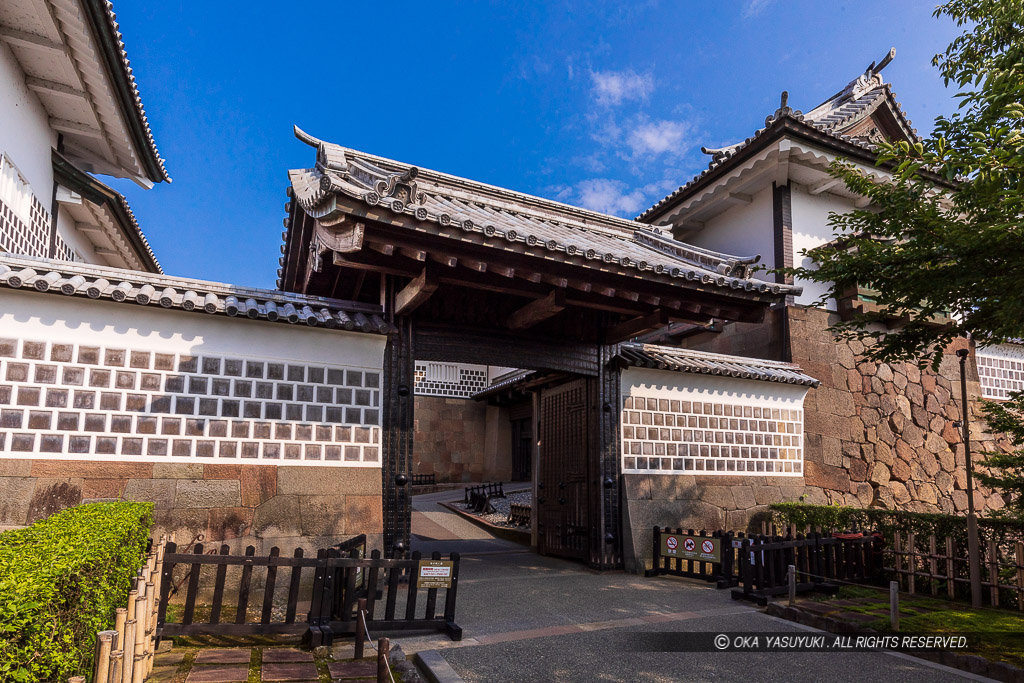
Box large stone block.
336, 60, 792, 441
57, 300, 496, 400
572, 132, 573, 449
153, 463, 204, 479
174, 479, 241, 509
0, 458, 32, 477
346, 495, 383, 533
804, 461, 851, 492
239, 466, 277, 508
0, 477, 35, 525
298, 495, 347, 536
82, 478, 128, 499
277, 467, 380, 496
252, 494, 302, 537
207, 507, 254, 540
122, 478, 178, 509
31, 460, 153, 479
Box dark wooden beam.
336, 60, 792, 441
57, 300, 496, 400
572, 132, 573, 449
395, 266, 439, 315
399, 247, 426, 262
369, 241, 394, 256
606, 310, 670, 343
428, 252, 458, 268
507, 290, 566, 331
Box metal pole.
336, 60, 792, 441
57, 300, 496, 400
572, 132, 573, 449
957, 347, 984, 609
355, 598, 367, 660
890, 581, 899, 631
788, 564, 796, 606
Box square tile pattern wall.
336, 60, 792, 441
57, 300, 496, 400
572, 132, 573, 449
0, 337, 380, 466
413, 362, 489, 399
977, 345, 1024, 400
621, 394, 803, 476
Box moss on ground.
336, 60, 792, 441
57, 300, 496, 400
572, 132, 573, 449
809, 586, 1024, 668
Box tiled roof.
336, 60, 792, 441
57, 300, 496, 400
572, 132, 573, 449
87, 0, 169, 182
615, 343, 820, 387
0, 253, 390, 333
285, 127, 800, 298
638, 49, 917, 222
52, 150, 161, 272
472, 369, 535, 400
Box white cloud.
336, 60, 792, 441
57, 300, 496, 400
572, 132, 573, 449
626, 119, 689, 158
590, 69, 654, 106
742, 0, 774, 19
575, 178, 647, 216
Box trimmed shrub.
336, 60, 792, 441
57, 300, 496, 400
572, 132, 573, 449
0, 502, 153, 682
768, 502, 1024, 546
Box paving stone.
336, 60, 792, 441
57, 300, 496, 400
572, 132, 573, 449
328, 660, 378, 678
186, 666, 249, 683
195, 648, 252, 664
153, 650, 186, 666
262, 662, 319, 681
262, 648, 314, 663
836, 611, 879, 623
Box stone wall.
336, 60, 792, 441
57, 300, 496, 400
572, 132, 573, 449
623, 304, 1010, 572
0, 458, 382, 557
413, 396, 489, 482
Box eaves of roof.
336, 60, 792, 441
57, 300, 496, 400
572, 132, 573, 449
0, 253, 391, 334
81, 0, 169, 183
52, 150, 162, 273
286, 128, 803, 300
638, 110, 953, 225
616, 342, 820, 387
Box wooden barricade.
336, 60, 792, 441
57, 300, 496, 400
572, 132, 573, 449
644, 527, 733, 586
463, 482, 505, 508
886, 531, 1024, 610
731, 532, 879, 605
411, 473, 436, 486
506, 503, 531, 527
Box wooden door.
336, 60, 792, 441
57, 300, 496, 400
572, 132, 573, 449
537, 379, 589, 561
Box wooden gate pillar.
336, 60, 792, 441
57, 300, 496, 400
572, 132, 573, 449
382, 281, 414, 557
593, 343, 623, 569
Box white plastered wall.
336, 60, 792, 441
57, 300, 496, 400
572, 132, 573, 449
620, 367, 811, 477
789, 182, 858, 310
685, 186, 775, 271
0, 41, 55, 200
0, 288, 387, 466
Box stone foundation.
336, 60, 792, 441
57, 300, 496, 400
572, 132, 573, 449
625, 305, 1012, 571
0, 458, 383, 559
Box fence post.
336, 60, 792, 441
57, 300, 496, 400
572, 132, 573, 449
788, 565, 796, 606
946, 537, 956, 599
94, 630, 116, 683
108, 650, 123, 683
890, 581, 899, 632
355, 598, 367, 659
1017, 541, 1024, 611
377, 637, 390, 683
988, 541, 1000, 608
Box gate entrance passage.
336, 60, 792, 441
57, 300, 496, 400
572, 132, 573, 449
279, 127, 798, 569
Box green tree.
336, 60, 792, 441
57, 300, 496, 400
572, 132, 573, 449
784, 0, 1024, 369
977, 394, 1024, 517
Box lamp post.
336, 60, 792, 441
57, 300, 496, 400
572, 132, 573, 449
955, 347, 983, 608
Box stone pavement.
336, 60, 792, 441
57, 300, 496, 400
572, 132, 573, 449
391, 552, 987, 683
150, 646, 378, 683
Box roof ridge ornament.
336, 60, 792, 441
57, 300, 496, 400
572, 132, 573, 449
765, 91, 803, 126
846, 47, 896, 101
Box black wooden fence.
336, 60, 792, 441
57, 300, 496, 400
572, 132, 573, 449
731, 532, 881, 605
645, 527, 882, 604
158, 540, 461, 643
412, 473, 436, 486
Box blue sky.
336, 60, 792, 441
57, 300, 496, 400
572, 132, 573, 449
107, 1, 964, 288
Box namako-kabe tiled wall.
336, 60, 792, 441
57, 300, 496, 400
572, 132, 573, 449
0, 286, 387, 558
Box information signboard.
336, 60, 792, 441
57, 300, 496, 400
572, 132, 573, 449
659, 533, 721, 563
417, 560, 454, 589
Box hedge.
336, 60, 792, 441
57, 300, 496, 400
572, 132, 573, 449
768, 502, 1024, 547
0, 502, 153, 683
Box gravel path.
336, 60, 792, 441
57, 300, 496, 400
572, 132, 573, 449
463, 490, 532, 528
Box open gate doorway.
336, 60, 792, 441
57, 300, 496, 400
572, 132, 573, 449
537, 378, 590, 561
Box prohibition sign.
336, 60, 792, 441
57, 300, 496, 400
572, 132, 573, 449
701, 540, 715, 554
666, 536, 678, 550
683, 538, 696, 552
